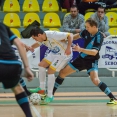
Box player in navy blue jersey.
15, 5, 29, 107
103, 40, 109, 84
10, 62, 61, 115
53, 18, 117, 105
0, 22, 34, 117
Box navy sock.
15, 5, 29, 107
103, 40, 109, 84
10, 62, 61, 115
15, 92, 32, 117
53, 76, 64, 95
20, 78, 32, 96
98, 82, 116, 99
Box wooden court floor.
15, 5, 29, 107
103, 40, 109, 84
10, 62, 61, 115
0, 92, 117, 117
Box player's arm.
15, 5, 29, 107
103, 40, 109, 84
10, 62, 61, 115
72, 44, 98, 56
13, 39, 34, 81
24, 42, 40, 52
80, 48, 98, 56
73, 33, 81, 40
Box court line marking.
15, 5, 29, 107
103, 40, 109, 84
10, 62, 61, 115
30, 102, 42, 117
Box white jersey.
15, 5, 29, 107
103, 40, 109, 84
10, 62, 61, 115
39, 31, 70, 55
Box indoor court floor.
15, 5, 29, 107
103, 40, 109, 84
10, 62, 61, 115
0, 92, 117, 117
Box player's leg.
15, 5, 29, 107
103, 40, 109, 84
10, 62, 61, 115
42, 55, 72, 104
42, 67, 56, 104
19, 77, 32, 96
87, 60, 117, 105
89, 71, 117, 104
29, 52, 53, 93
12, 84, 32, 117
29, 59, 50, 93
53, 57, 82, 95
53, 63, 76, 95
2, 64, 32, 117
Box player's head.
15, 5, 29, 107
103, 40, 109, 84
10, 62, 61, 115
97, 6, 105, 18
85, 18, 98, 34
70, 5, 79, 18
30, 27, 47, 42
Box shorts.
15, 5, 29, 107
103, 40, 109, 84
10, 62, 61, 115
68, 57, 98, 74
0, 64, 22, 89
44, 52, 72, 72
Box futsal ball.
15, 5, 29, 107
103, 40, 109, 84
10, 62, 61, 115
30, 93, 41, 105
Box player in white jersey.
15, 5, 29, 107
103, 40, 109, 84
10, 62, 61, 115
29, 27, 73, 104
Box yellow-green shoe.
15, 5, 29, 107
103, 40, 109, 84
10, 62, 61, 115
107, 98, 117, 105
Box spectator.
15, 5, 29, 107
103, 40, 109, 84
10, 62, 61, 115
91, 6, 110, 37
77, 0, 106, 15
63, 5, 85, 34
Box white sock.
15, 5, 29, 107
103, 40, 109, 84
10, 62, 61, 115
47, 74, 55, 98
39, 66, 46, 90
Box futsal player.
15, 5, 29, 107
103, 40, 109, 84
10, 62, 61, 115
29, 27, 73, 104
0, 22, 34, 117
52, 18, 117, 105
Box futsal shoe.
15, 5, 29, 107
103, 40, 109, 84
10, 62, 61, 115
107, 98, 117, 105
29, 87, 41, 93
40, 96, 54, 105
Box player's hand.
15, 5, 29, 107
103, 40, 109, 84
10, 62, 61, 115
25, 45, 34, 52
72, 43, 81, 52
24, 67, 34, 82
65, 47, 71, 55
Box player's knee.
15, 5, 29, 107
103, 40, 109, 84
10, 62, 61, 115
12, 84, 24, 94
59, 69, 66, 78
91, 78, 100, 86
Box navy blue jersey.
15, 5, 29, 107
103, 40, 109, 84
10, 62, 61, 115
79, 29, 104, 60
0, 23, 18, 60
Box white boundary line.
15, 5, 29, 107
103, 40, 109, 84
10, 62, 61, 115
30, 102, 42, 117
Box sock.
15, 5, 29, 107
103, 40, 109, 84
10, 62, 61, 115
47, 74, 55, 98
53, 76, 64, 95
39, 66, 46, 90
98, 82, 116, 99
19, 78, 31, 96
15, 92, 32, 117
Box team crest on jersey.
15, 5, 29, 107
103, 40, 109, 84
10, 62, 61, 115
51, 46, 60, 53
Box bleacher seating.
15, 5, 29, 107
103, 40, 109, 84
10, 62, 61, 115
3, 0, 20, 12
84, 12, 94, 21
3, 13, 21, 27
42, 0, 59, 12
108, 28, 117, 35
23, 13, 41, 27
22, 0, 40, 12
106, 8, 117, 12
43, 13, 61, 27
0, 0, 117, 35
10, 28, 21, 38
106, 12, 117, 27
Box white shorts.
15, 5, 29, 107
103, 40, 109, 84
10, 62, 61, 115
43, 52, 72, 72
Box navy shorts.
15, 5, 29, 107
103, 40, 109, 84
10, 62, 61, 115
68, 57, 98, 74
0, 64, 22, 89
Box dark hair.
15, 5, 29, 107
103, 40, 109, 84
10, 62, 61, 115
97, 6, 105, 12
30, 27, 44, 36
70, 5, 79, 10
85, 18, 98, 27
